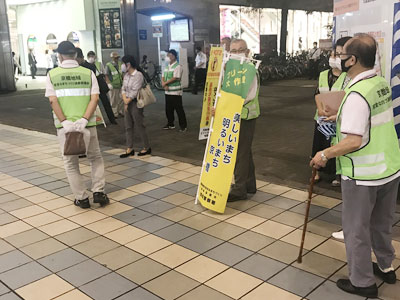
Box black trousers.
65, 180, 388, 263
193, 68, 207, 93
165, 94, 187, 129
231, 119, 257, 197
30, 65, 37, 78
99, 93, 116, 124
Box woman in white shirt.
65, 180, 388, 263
120, 55, 151, 158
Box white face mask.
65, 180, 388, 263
329, 57, 337, 69
121, 63, 127, 73
87, 57, 95, 64
165, 56, 171, 64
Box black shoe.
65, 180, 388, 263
373, 262, 397, 284
120, 149, 135, 158
163, 125, 175, 130
93, 192, 110, 207
227, 193, 247, 202
247, 189, 257, 194
111, 121, 118, 125
138, 148, 152, 156
336, 279, 378, 298
74, 198, 90, 209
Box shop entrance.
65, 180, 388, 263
6, 0, 99, 88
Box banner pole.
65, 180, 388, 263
195, 51, 230, 205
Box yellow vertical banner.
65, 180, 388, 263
197, 59, 257, 213
199, 47, 224, 140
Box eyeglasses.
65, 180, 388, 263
230, 48, 248, 54
337, 53, 357, 58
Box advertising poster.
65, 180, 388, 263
199, 46, 224, 140
99, 8, 122, 49
152, 21, 163, 38
197, 59, 257, 213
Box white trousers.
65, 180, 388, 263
57, 127, 106, 200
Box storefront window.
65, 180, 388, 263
67, 32, 80, 47
27, 35, 37, 50
46, 33, 58, 49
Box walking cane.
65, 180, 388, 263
297, 167, 317, 263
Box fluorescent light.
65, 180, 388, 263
151, 14, 175, 21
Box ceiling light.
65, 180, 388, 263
151, 14, 176, 21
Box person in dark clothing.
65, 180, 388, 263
75, 48, 117, 124
28, 49, 37, 79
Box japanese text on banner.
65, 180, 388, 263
199, 47, 224, 140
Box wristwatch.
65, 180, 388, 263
321, 152, 328, 162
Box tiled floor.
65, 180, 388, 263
0, 124, 399, 300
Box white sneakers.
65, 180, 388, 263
332, 230, 344, 240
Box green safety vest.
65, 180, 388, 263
163, 62, 182, 92
106, 61, 122, 89
333, 75, 400, 180
95, 61, 102, 76
49, 66, 97, 129
314, 70, 347, 120
241, 73, 260, 120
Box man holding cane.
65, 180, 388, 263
45, 41, 109, 209
310, 34, 400, 298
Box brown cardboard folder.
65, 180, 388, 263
316, 91, 346, 115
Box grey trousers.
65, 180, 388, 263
230, 118, 257, 196
341, 177, 400, 287
124, 101, 150, 149
57, 127, 106, 200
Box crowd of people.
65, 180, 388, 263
43, 33, 399, 298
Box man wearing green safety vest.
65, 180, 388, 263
311, 34, 400, 298
106, 52, 123, 118
162, 49, 187, 131
227, 39, 260, 202
45, 41, 109, 209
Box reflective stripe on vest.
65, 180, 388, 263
49, 66, 96, 129
163, 62, 182, 91
106, 61, 122, 89
315, 70, 347, 120
335, 76, 400, 180
241, 73, 260, 120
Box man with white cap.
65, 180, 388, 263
106, 52, 123, 118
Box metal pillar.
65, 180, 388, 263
280, 8, 288, 55
121, 0, 140, 59
0, 0, 16, 92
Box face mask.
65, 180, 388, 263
121, 64, 127, 73
341, 56, 355, 73
87, 57, 95, 64
165, 57, 171, 63
329, 57, 337, 69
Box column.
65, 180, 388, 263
121, 0, 139, 59
280, 8, 288, 55
0, 0, 16, 92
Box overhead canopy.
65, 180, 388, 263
136, 6, 190, 19
245, 0, 332, 12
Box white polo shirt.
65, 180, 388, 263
340, 69, 400, 186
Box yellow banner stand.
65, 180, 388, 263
196, 55, 260, 214
198, 46, 224, 140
